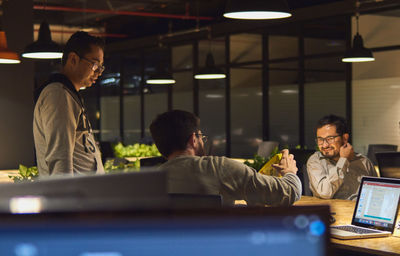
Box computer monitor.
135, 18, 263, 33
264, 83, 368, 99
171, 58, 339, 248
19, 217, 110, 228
0, 206, 330, 256
0, 170, 169, 212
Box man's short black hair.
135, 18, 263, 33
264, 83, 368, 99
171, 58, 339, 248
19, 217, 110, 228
62, 31, 105, 66
150, 110, 200, 158
316, 114, 349, 135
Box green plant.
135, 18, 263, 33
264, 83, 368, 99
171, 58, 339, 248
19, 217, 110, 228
113, 143, 161, 158
104, 159, 140, 174
244, 146, 280, 171
9, 165, 39, 183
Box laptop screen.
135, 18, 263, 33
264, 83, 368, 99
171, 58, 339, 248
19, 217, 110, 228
353, 177, 400, 231
0, 207, 330, 256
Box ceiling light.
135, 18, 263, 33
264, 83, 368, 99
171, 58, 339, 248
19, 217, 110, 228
146, 71, 176, 85
22, 21, 62, 59
195, 53, 226, 80
223, 0, 292, 20
0, 31, 20, 64
342, 1, 374, 63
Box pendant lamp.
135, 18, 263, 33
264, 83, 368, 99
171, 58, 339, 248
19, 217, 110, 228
22, 21, 62, 59
195, 53, 226, 80
342, 1, 374, 63
146, 72, 176, 85
0, 31, 20, 64
146, 64, 176, 85
223, 0, 291, 20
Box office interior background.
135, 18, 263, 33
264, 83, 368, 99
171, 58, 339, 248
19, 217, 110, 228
0, 0, 399, 169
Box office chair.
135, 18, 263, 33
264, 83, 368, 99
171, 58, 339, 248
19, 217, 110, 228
290, 149, 315, 196
376, 152, 400, 178
367, 144, 398, 166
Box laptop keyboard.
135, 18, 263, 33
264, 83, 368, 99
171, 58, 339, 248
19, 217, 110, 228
332, 226, 381, 234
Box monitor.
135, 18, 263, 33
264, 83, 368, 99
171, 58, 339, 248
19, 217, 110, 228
0, 170, 168, 213
0, 206, 330, 256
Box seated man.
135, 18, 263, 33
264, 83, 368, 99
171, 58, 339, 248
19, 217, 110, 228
307, 115, 377, 200
149, 110, 302, 206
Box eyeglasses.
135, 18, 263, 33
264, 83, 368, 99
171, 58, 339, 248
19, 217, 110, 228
195, 133, 208, 143
315, 135, 340, 145
79, 55, 105, 73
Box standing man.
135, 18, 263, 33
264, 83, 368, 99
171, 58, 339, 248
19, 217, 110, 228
150, 110, 302, 206
33, 31, 105, 176
307, 115, 377, 200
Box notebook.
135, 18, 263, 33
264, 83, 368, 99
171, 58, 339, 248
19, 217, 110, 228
331, 176, 400, 239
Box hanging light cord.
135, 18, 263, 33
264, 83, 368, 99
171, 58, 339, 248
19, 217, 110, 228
355, 0, 360, 34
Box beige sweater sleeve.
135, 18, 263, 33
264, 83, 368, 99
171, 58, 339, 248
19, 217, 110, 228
216, 157, 302, 206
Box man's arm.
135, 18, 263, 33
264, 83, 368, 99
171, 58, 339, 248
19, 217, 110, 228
306, 153, 349, 199
218, 150, 302, 206
40, 85, 80, 175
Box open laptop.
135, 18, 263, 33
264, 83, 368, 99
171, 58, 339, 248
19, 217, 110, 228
331, 176, 400, 239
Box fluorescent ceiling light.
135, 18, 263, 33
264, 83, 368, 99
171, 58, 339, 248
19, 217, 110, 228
195, 53, 226, 80
146, 79, 176, 85
224, 0, 291, 20
224, 11, 291, 20
22, 21, 62, 60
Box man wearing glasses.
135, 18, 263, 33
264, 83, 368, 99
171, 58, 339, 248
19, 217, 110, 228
33, 31, 105, 176
150, 110, 302, 206
307, 115, 377, 200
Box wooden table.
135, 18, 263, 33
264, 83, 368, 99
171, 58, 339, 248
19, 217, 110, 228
295, 196, 400, 256
0, 169, 18, 183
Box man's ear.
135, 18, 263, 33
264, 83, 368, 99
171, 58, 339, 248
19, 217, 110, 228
342, 133, 349, 143
187, 133, 196, 148
67, 52, 79, 67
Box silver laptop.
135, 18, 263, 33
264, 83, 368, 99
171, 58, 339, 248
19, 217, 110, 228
331, 176, 400, 239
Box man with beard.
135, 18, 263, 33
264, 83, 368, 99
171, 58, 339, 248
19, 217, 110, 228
150, 110, 302, 206
33, 31, 105, 176
307, 115, 377, 200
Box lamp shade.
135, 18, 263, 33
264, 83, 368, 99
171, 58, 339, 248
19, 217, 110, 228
22, 21, 62, 59
146, 70, 176, 85
0, 31, 20, 64
342, 33, 375, 63
195, 53, 226, 80
223, 0, 291, 20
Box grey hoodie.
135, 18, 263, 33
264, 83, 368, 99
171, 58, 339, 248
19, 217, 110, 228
33, 76, 104, 176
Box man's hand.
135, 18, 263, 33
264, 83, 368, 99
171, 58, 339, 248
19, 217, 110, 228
340, 142, 355, 160
272, 149, 298, 175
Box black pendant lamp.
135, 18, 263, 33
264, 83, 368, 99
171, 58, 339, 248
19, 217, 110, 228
22, 21, 62, 59
146, 71, 176, 85
146, 63, 176, 85
342, 1, 374, 63
223, 0, 291, 20
195, 53, 226, 80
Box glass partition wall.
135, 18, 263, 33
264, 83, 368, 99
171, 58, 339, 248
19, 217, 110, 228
84, 16, 352, 158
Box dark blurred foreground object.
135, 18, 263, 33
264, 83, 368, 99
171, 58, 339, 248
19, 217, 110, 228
168, 193, 222, 209
0, 205, 331, 256
0, 170, 168, 212
367, 144, 398, 166
376, 152, 400, 178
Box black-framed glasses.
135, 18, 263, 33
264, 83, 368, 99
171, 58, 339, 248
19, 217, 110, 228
315, 135, 340, 145
79, 55, 105, 73
195, 133, 208, 143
